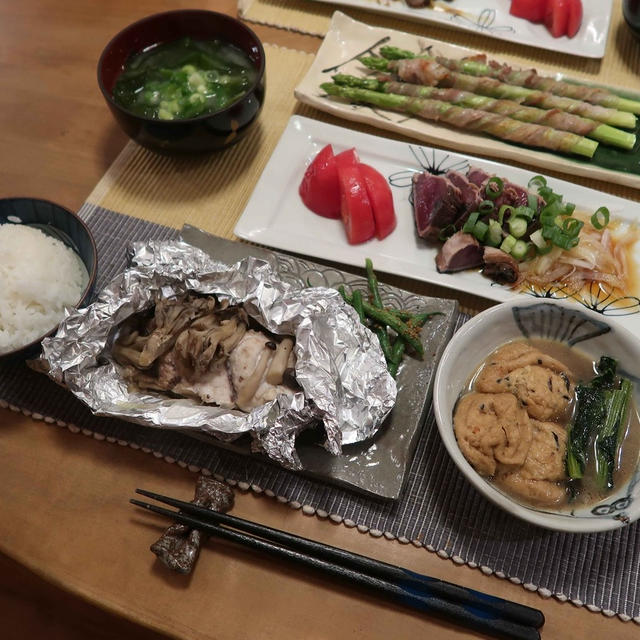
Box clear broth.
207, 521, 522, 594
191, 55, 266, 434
462, 338, 640, 510
112, 37, 257, 120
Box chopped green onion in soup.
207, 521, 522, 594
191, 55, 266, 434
112, 37, 257, 120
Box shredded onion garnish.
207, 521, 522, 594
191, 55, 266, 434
516, 211, 638, 295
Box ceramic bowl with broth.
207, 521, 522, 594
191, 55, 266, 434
97, 10, 266, 154
433, 298, 640, 533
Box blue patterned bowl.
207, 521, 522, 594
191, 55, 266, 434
433, 299, 640, 533
0, 198, 97, 361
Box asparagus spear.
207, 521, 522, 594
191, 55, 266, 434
360, 56, 637, 129
333, 74, 635, 150
321, 82, 598, 158
378, 46, 640, 115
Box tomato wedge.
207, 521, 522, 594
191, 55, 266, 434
334, 148, 359, 170
337, 164, 376, 245
509, 0, 547, 23
545, 0, 570, 38
298, 144, 340, 218
298, 145, 358, 219
566, 0, 583, 38
358, 163, 396, 240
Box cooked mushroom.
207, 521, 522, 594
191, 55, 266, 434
266, 338, 294, 385
113, 294, 298, 411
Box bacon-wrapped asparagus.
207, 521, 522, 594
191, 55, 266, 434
331, 74, 636, 150
360, 57, 637, 130
378, 46, 640, 115
320, 82, 598, 158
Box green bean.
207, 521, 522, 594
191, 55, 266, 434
365, 258, 383, 308
351, 290, 365, 323
389, 309, 414, 321
375, 326, 393, 364
390, 309, 443, 325
391, 338, 406, 364
343, 291, 423, 357
411, 311, 443, 326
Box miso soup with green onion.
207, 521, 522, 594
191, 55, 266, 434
112, 36, 258, 120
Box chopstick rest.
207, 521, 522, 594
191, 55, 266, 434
132, 489, 544, 640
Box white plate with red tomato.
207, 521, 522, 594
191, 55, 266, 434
234, 115, 640, 334
307, 0, 610, 58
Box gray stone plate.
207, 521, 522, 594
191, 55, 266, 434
180, 225, 458, 499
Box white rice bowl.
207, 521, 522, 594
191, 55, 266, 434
0, 224, 89, 354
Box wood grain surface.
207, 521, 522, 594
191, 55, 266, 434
1, 2, 639, 639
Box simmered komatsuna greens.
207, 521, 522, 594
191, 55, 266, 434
112, 37, 257, 120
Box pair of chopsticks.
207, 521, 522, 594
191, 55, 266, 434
131, 489, 543, 640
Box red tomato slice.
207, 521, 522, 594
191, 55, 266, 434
509, 0, 547, 23
335, 148, 359, 169
545, 0, 569, 37
298, 145, 358, 219
298, 144, 340, 219
357, 163, 397, 240
566, 0, 583, 37
337, 164, 376, 245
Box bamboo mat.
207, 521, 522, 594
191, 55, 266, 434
89, 45, 314, 236
86, 43, 493, 312
238, 0, 640, 90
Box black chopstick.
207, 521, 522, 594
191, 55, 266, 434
135, 489, 542, 629
132, 493, 542, 640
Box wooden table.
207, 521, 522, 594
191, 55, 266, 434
0, 2, 637, 639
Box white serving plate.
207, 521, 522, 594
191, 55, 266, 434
294, 12, 640, 190
234, 115, 640, 335
308, 0, 612, 58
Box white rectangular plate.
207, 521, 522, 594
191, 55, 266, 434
294, 12, 640, 190
235, 115, 640, 335
308, 0, 612, 58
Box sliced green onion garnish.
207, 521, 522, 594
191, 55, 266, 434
510, 240, 530, 261
478, 200, 495, 214
591, 207, 610, 230
462, 211, 480, 234
541, 200, 565, 221
498, 204, 515, 226
500, 234, 517, 253
514, 205, 535, 222
472, 220, 489, 242
497, 204, 514, 226
530, 229, 548, 250
486, 219, 503, 247
528, 175, 547, 190
508, 216, 528, 239
538, 186, 562, 206
561, 217, 584, 238
546, 227, 580, 250
485, 177, 504, 200
527, 193, 539, 211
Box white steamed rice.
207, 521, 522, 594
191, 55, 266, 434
0, 223, 89, 354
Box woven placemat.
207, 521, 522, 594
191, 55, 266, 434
2, 206, 640, 623
3, 41, 640, 623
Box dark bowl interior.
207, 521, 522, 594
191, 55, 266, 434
0, 198, 98, 361
97, 9, 266, 154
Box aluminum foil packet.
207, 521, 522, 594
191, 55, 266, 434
38, 240, 396, 469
